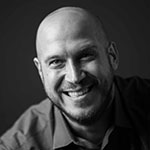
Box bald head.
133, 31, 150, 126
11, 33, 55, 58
35, 7, 109, 59
33, 7, 119, 122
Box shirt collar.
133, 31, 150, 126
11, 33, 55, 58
53, 107, 73, 149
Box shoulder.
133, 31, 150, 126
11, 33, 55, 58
114, 75, 150, 112
114, 75, 150, 110
114, 76, 150, 148
114, 75, 150, 90
114, 75, 150, 101
0, 98, 54, 150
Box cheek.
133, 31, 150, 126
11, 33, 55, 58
43, 69, 63, 92
84, 59, 110, 78
85, 62, 99, 76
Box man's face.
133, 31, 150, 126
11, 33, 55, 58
35, 12, 116, 124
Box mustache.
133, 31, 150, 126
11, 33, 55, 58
60, 74, 98, 91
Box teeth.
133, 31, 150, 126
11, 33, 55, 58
67, 88, 89, 98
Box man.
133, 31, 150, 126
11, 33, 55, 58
0, 6, 149, 150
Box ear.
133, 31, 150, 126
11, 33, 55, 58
33, 57, 44, 82
107, 42, 119, 71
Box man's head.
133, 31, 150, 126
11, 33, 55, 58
34, 7, 119, 124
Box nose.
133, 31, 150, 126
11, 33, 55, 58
65, 60, 85, 83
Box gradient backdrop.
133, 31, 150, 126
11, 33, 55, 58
0, 0, 150, 135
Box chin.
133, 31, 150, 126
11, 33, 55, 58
61, 88, 113, 125
60, 101, 103, 125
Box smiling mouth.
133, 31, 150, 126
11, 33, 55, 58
63, 85, 93, 98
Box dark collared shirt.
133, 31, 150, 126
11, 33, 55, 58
0, 76, 149, 150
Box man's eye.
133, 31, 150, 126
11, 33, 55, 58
49, 59, 65, 68
80, 53, 96, 61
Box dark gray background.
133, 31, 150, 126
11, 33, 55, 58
0, 0, 150, 135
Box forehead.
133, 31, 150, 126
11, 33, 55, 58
41, 11, 97, 39
36, 8, 104, 59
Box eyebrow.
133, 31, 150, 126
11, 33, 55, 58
77, 45, 98, 56
80, 44, 97, 50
